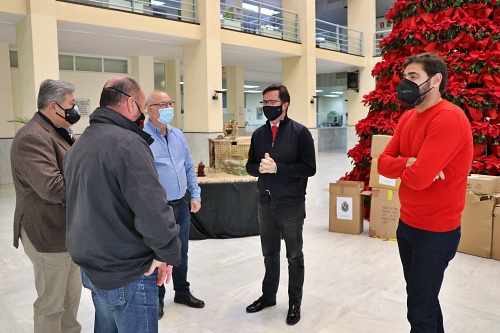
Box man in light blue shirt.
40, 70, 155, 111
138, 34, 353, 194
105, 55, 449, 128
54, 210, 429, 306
143, 90, 204, 319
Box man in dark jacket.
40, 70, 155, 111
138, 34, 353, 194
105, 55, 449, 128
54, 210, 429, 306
62, 76, 181, 333
245, 84, 316, 325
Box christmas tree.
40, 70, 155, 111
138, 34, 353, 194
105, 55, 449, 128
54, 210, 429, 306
342, 0, 500, 197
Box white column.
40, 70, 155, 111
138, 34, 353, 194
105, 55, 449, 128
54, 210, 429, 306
225, 65, 245, 128
165, 59, 182, 129
16, 0, 59, 118
0, 43, 15, 138
131, 55, 155, 97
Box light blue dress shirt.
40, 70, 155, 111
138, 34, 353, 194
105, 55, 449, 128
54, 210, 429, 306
143, 121, 201, 201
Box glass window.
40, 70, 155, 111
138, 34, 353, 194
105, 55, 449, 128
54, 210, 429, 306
103, 58, 128, 73
59, 55, 74, 70
9, 51, 18, 67
75, 56, 102, 72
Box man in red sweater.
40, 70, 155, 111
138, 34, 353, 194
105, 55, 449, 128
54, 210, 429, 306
378, 52, 473, 332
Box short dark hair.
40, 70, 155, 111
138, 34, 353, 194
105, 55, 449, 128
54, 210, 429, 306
263, 84, 290, 105
100, 77, 142, 107
402, 52, 448, 93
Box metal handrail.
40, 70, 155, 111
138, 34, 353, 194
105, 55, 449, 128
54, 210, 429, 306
57, 0, 198, 23
220, 0, 299, 42
374, 29, 392, 56
316, 19, 363, 56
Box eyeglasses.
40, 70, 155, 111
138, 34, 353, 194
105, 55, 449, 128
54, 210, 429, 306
149, 101, 175, 108
260, 100, 281, 106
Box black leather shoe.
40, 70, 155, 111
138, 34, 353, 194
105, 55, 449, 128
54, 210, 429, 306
158, 300, 164, 320
174, 292, 205, 308
246, 296, 276, 313
286, 305, 301, 325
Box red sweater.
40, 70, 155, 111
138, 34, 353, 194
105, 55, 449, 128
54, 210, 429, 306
378, 100, 473, 232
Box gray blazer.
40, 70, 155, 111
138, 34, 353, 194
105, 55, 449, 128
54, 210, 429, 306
11, 112, 71, 253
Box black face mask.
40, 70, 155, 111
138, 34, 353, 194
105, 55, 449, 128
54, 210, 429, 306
396, 76, 434, 106
263, 105, 283, 121
134, 110, 146, 129
55, 103, 81, 125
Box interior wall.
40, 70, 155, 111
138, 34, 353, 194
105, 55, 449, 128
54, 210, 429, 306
244, 93, 266, 129
60, 71, 126, 134
10, 69, 131, 135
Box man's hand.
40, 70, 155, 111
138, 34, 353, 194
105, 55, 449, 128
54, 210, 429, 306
434, 170, 445, 181
190, 200, 201, 213
144, 259, 173, 286
259, 153, 277, 174
406, 157, 417, 167
405, 157, 444, 181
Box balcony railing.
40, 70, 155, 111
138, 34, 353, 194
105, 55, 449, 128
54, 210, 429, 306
220, 0, 299, 43
58, 0, 198, 23
374, 29, 392, 56
316, 20, 363, 55
316, 20, 363, 56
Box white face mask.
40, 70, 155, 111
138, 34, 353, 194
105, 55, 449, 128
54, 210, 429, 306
157, 108, 174, 125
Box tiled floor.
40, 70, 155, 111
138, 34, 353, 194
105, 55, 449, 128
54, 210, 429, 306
1, 150, 499, 332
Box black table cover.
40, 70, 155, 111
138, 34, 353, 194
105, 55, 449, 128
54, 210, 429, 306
189, 181, 259, 240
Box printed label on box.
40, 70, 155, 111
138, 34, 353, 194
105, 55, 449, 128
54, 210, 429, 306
336, 197, 353, 220
379, 175, 397, 187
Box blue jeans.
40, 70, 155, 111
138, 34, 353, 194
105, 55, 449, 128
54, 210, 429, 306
158, 197, 190, 300
258, 200, 305, 306
82, 270, 159, 333
397, 220, 461, 333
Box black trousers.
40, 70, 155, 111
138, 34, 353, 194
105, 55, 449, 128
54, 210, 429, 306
258, 200, 305, 306
397, 219, 461, 333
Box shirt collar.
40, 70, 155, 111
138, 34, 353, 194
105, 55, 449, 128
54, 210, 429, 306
146, 120, 171, 135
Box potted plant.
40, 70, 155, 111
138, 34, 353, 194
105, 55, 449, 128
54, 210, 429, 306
222, 8, 241, 30
470, 121, 490, 156
8, 117, 30, 125
471, 155, 500, 175
488, 122, 500, 156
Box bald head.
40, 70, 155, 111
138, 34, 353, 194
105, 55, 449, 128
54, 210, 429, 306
99, 76, 146, 123
100, 76, 142, 108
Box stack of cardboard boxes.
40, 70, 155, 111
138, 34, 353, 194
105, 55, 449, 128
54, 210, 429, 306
459, 175, 500, 259
368, 135, 401, 240
328, 134, 500, 261
328, 135, 401, 238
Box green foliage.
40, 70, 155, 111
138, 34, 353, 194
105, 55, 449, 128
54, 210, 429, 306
7, 117, 30, 125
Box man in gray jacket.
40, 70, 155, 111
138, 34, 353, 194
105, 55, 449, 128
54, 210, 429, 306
63, 76, 181, 333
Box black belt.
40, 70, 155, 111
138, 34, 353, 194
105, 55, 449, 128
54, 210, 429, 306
168, 198, 183, 205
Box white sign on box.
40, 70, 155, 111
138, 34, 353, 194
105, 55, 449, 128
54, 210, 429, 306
378, 175, 397, 187
336, 197, 353, 220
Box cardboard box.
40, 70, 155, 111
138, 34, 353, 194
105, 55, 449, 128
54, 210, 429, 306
458, 191, 495, 258
371, 135, 393, 158
491, 206, 500, 260
329, 181, 364, 235
369, 188, 400, 240
467, 175, 500, 195
369, 157, 401, 191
